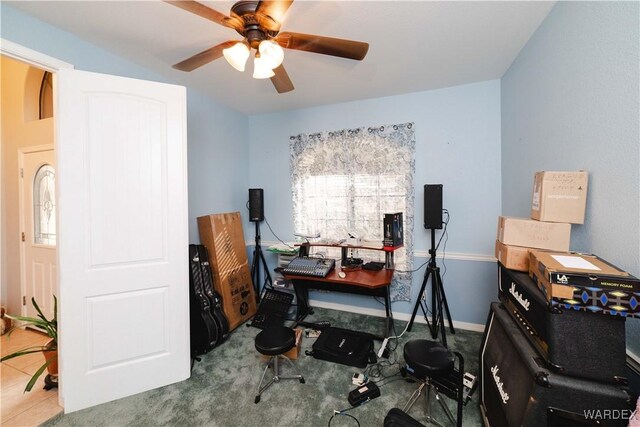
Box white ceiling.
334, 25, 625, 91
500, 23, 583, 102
8, 1, 555, 115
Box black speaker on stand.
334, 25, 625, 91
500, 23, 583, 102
249, 189, 272, 303
407, 184, 455, 347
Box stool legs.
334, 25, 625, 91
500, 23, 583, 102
403, 382, 426, 412
404, 379, 456, 427
255, 354, 305, 404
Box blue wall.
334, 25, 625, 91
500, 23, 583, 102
248, 80, 502, 325
0, 3, 249, 244
501, 1, 640, 353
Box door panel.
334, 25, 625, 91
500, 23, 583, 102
56, 69, 189, 413
20, 148, 57, 319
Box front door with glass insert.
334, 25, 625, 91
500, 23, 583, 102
20, 146, 57, 320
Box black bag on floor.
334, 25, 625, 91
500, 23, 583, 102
310, 327, 377, 369
384, 408, 426, 427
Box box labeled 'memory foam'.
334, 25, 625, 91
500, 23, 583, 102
497, 216, 571, 252
531, 171, 588, 224
529, 250, 640, 318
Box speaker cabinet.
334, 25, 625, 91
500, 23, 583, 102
249, 188, 264, 222
424, 184, 443, 229
498, 265, 627, 385
480, 302, 631, 427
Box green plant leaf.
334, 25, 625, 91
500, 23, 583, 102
32, 297, 49, 323
24, 358, 52, 393
2, 295, 58, 393
0, 347, 46, 362
5, 315, 49, 327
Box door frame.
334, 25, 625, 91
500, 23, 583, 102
1, 38, 73, 408
0, 39, 73, 72
18, 144, 55, 316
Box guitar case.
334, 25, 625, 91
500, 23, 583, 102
189, 244, 218, 356
196, 244, 230, 345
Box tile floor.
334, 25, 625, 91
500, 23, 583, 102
1, 328, 63, 426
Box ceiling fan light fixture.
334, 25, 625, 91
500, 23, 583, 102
223, 42, 250, 72
253, 55, 276, 79
258, 40, 285, 69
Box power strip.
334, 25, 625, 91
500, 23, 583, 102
377, 338, 389, 358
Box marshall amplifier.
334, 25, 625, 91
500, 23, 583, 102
498, 264, 627, 385
480, 302, 631, 427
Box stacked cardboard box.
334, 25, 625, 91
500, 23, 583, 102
529, 250, 640, 318
485, 171, 636, 423
495, 171, 588, 272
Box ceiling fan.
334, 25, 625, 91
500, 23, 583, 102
165, 0, 369, 93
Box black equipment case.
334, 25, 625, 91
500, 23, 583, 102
310, 327, 377, 369
480, 302, 631, 427
498, 264, 627, 384
188, 244, 230, 357
383, 408, 426, 427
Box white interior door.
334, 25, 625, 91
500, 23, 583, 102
20, 147, 57, 320
56, 69, 189, 413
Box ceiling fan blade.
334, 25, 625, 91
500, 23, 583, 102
164, 1, 242, 30
255, 1, 294, 32
276, 32, 369, 61
172, 41, 238, 72
270, 64, 294, 93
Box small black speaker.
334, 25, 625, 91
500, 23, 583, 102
248, 188, 264, 222
424, 184, 443, 229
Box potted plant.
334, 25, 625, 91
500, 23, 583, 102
1, 296, 57, 392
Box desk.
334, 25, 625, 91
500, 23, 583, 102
283, 267, 395, 339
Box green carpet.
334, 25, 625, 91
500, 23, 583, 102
42, 307, 484, 427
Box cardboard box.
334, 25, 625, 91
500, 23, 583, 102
529, 250, 640, 318
198, 212, 257, 331
531, 171, 588, 224
261, 328, 303, 361
383, 212, 403, 248
496, 216, 571, 251
495, 240, 531, 272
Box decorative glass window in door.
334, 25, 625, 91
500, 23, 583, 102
33, 164, 56, 245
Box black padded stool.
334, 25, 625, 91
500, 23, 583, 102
402, 340, 463, 427
254, 326, 305, 403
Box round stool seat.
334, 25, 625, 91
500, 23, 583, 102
404, 339, 455, 379
255, 326, 296, 356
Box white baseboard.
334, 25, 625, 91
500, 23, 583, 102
628, 349, 640, 366
308, 298, 486, 333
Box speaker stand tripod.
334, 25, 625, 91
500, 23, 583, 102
407, 228, 455, 347
251, 222, 273, 304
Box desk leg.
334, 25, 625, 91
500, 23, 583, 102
292, 283, 312, 321
384, 287, 392, 338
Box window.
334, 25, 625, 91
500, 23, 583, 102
290, 123, 415, 301
39, 71, 53, 120
33, 164, 56, 245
